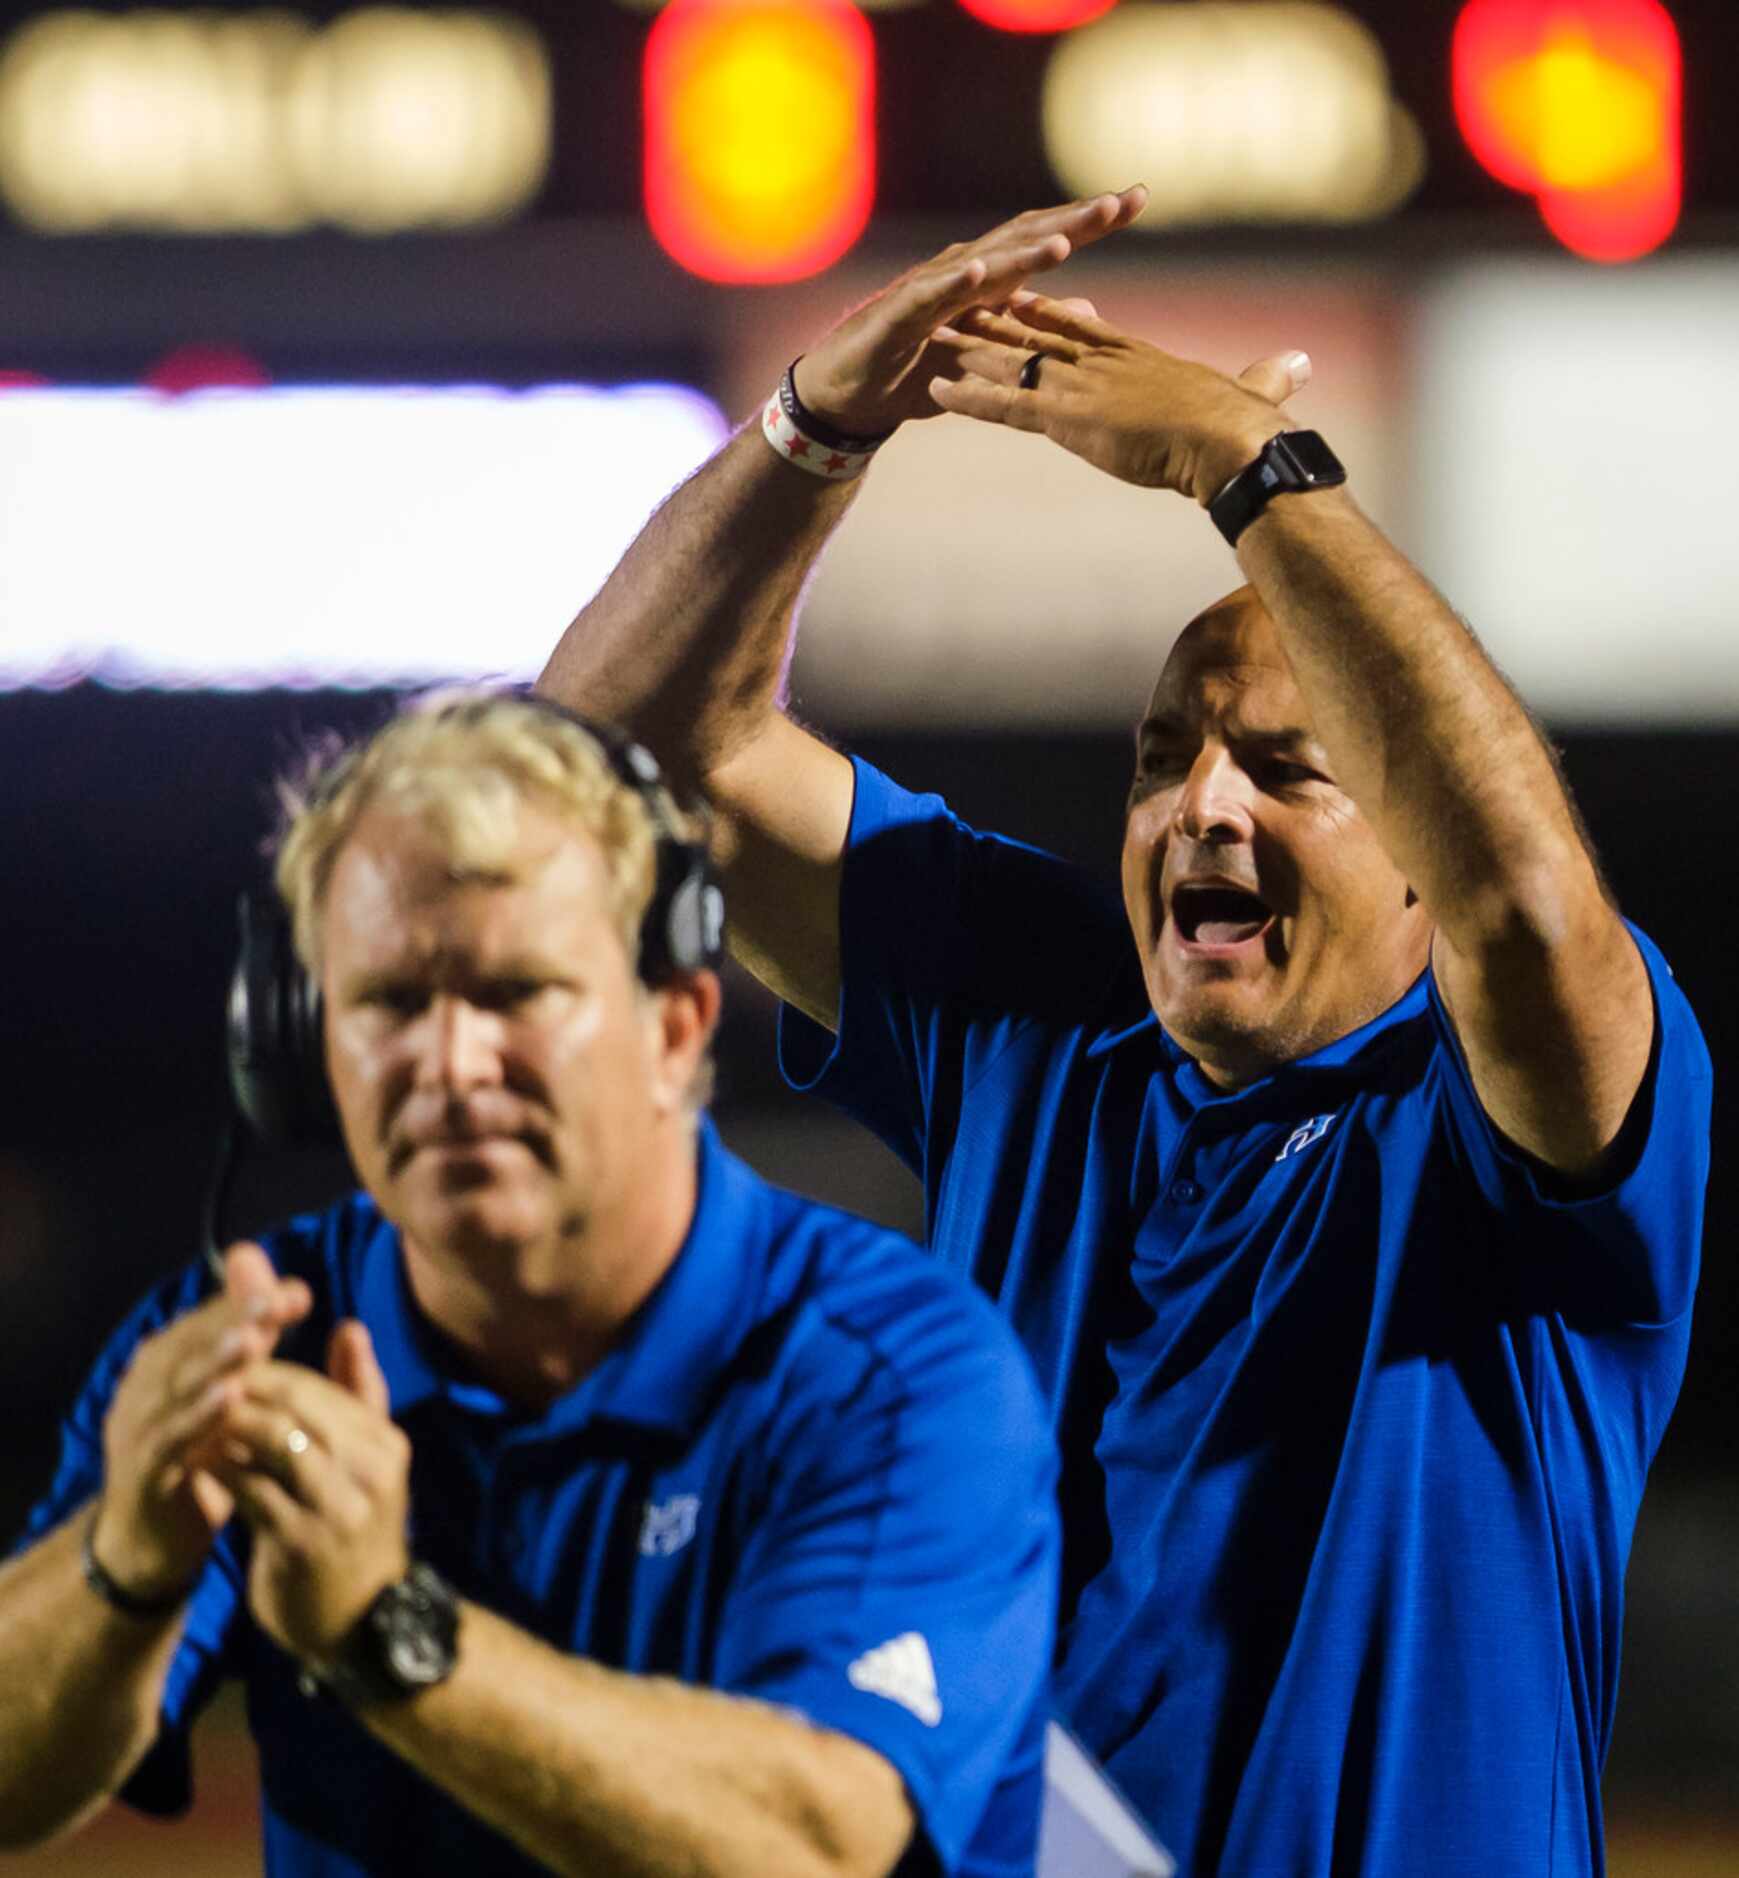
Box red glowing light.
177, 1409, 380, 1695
0, 371, 51, 391
143, 345, 273, 395
1453, 0, 1680, 263
952, 0, 1118, 30
644, 0, 875, 286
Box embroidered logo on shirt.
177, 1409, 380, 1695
638, 1494, 701, 1557
847, 1632, 942, 1726
1275, 1112, 1338, 1162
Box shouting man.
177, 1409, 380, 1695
543, 195, 1712, 1874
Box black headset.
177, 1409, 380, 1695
224, 699, 725, 1155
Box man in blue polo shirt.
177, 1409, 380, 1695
544, 193, 1712, 1873
0, 694, 1059, 1877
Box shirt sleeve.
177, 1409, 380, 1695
1425, 919, 1712, 1329
778, 756, 1139, 1180
7, 1262, 247, 1818
711, 1272, 1062, 1877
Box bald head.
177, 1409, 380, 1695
1149, 587, 1290, 722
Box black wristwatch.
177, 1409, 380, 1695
1209, 429, 1347, 547
307, 1562, 461, 1707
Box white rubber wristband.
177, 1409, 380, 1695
761, 390, 877, 481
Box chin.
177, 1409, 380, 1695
398, 1178, 551, 1263
1153, 980, 1301, 1075
1156, 971, 1278, 1041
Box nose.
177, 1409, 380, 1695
415, 994, 505, 1095
1173, 743, 1256, 846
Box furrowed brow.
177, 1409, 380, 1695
1136, 713, 1191, 745
1239, 726, 1318, 751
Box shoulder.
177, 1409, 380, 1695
840, 754, 1142, 1029
748, 1173, 1051, 1460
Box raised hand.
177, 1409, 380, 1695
212, 1323, 410, 1668
929, 294, 1312, 507
91, 1242, 312, 1604
790, 188, 1147, 437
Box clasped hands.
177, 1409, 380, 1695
92, 1242, 410, 1671
790, 185, 1312, 506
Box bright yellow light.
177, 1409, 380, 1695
615, 0, 922, 10
0, 8, 551, 234
645, 0, 875, 284
1042, 2, 1426, 228
1486, 27, 1665, 193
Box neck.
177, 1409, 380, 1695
401, 1124, 701, 1411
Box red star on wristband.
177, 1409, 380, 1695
787, 436, 812, 457
824, 452, 850, 473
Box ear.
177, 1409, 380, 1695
647, 969, 723, 1116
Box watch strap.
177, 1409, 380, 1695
1209, 429, 1347, 548
308, 1561, 461, 1707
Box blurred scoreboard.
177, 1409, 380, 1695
0, 0, 1730, 274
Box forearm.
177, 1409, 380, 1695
1237, 487, 1605, 948
0, 1511, 183, 1847
540, 422, 857, 793
356, 1600, 910, 1878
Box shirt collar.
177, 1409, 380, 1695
1085, 969, 1430, 1104
355, 1118, 767, 1442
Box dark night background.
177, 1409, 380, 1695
1, 0, 1737, 1868
2, 695, 1734, 1834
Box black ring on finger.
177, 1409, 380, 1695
1018, 351, 1049, 392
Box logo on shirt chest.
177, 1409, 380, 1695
638, 1493, 702, 1557
1274, 1111, 1338, 1162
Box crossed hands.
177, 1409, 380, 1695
792, 186, 1312, 507
93, 1242, 410, 1669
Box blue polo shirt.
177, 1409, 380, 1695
779, 758, 1711, 1878
17, 1121, 1059, 1877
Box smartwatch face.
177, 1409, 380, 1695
1275, 430, 1346, 487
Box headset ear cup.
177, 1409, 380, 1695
664, 869, 727, 978
226, 892, 341, 1150
640, 845, 725, 983
666, 873, 705, 978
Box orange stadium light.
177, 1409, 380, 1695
644, 0, 875, 284
953, 0, 1119, 30
1453, 0, 1681, 263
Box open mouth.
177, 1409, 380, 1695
1170, 881, 1275, 950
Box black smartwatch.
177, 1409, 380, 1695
308, 1562, 461, 1707
1209, 429, 1347, 547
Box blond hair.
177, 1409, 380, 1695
274, 691, 694, 979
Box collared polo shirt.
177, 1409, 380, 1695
18, 1121, 1060, 1877
779, 757, 1711, 1877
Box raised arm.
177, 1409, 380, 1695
933, 298, 1650, 1177
539, 191, 1146, 1028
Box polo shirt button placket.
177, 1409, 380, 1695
1168, 1178, 1204, 1206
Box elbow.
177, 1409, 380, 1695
1447, 849, 1615, 967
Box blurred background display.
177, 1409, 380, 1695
1, 1, 1735, 1871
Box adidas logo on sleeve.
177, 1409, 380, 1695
847, 1632, 942, 1726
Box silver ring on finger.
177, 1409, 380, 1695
1018, 351, 1051, 392
284, 1426, 310, 1463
